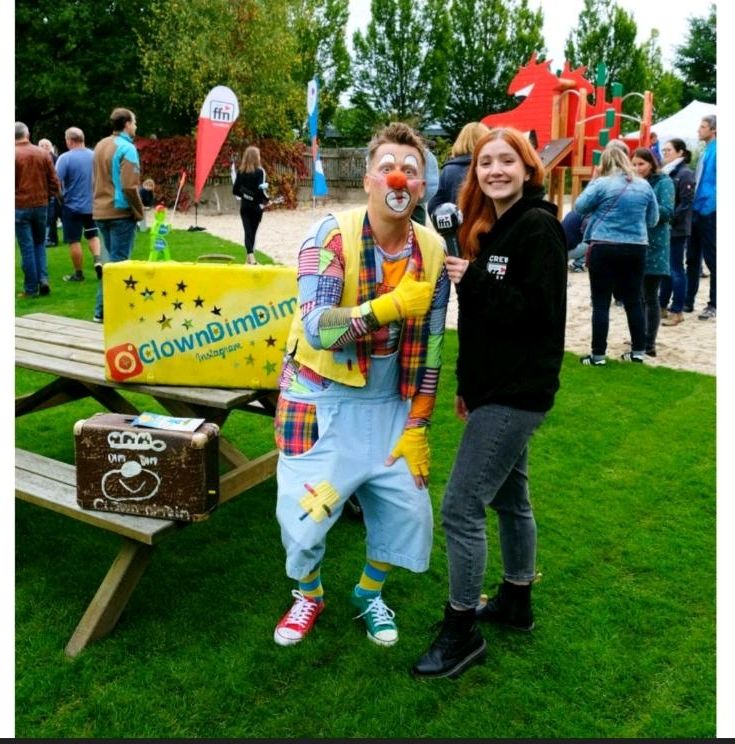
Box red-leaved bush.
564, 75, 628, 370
136, 132, 307, 212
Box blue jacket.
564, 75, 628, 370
575, 174, 659, 245
423, 149, 439, 206
428, 155, 471, 216
693, 139, 716, 216
645, 173, 675, 276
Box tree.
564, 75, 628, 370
331, 95, 385, 147
15, 0, 162, 143
351, 0, 450, 126
289, 0, 352, 131
138, 0, 304, 138
443, 0, 545, 135
639, 30, 683, 121
674, 4, 716, 104
564, 0, 657, 123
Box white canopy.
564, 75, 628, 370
625, 100, 716, 149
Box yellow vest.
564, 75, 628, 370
286, 207, 445, 388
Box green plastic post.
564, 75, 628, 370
611, 82, 623, 98
148, 206, 172, 261
595, 63, 606, 87
592, 149, 602, 166
605, 108, 616, 128
598, 129, 610, 147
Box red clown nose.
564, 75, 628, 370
386, 171, 408, 190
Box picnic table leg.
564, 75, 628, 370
15, 377, 89, 417
65, 538, 153, 657
83, 384, 141, 416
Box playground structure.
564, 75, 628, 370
482, 53, 653, 213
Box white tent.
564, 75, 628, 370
625, 100, 716, 149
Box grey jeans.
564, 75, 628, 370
441, 403, 545, 609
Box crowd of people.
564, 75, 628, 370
14, 109, 146, 315
15, 108, 716, 680
565, 117, 717, 366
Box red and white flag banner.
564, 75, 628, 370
194, 85, 239, 203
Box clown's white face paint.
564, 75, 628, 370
403, 154, 419, 171
366, 148, 424, 215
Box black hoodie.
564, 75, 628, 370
455, 193, 567, 413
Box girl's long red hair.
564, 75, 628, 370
457, 128, 546, 259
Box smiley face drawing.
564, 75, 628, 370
101, 460, 161, 502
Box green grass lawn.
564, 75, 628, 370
15, 229, 716, 738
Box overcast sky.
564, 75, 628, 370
346, 0, 704, 67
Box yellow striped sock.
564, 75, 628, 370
298, 567, 324, 601
356, 559, 392, 596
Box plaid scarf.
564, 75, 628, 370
355, 214, 429, 400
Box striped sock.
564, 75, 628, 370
355, 559, 392, 597
298, 566, 324, 602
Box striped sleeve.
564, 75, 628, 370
299, 216, 379, 350
406, 265, 450, 427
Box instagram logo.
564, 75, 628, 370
106, 343, 144, 381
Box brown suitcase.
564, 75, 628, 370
74, 413, 220, 521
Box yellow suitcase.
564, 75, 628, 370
103, 260, 297, 389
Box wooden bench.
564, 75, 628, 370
16, 448, 183, 657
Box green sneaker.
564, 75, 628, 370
351, 588, 398, 646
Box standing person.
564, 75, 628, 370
427, 122, 490, 216
92, 107, 144, 323
649, 132, 662, 166
273, 122, 449, 648
232, 146, 269, 265
412, 142, 439, 225
15, 122, 60, 298
684, 115, 716, 320
38, 138, 61, 247
574, 147, 658, 365
55, 127, 102, 283
413, 127, 566, 679
659, 138, 695, 327
631, 148, 675, 357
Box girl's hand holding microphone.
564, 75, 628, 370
445, 255, 469, 284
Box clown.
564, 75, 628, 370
271, 123, 450, 649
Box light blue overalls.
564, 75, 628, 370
276, 352, 433, 580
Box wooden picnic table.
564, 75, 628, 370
15, 311, 280, 655
16, 312, 279, 501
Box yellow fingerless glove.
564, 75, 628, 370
370, 272, 433, 326
389, 426, 430, 480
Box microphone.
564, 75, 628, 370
430, 203, 463, 257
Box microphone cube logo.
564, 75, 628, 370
106, 342, 144, 381
436, 214, 454, 231
209, 100, 234, 122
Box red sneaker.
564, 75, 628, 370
274, 590, 324, 646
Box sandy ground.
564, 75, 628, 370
192, 201, 716, 377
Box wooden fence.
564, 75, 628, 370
298, 148, 367, 188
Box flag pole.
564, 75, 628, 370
171, 170, 187, 221
307, 76, 328, 212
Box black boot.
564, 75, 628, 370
475, 580, 534, 631
412, 603, 487, 679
